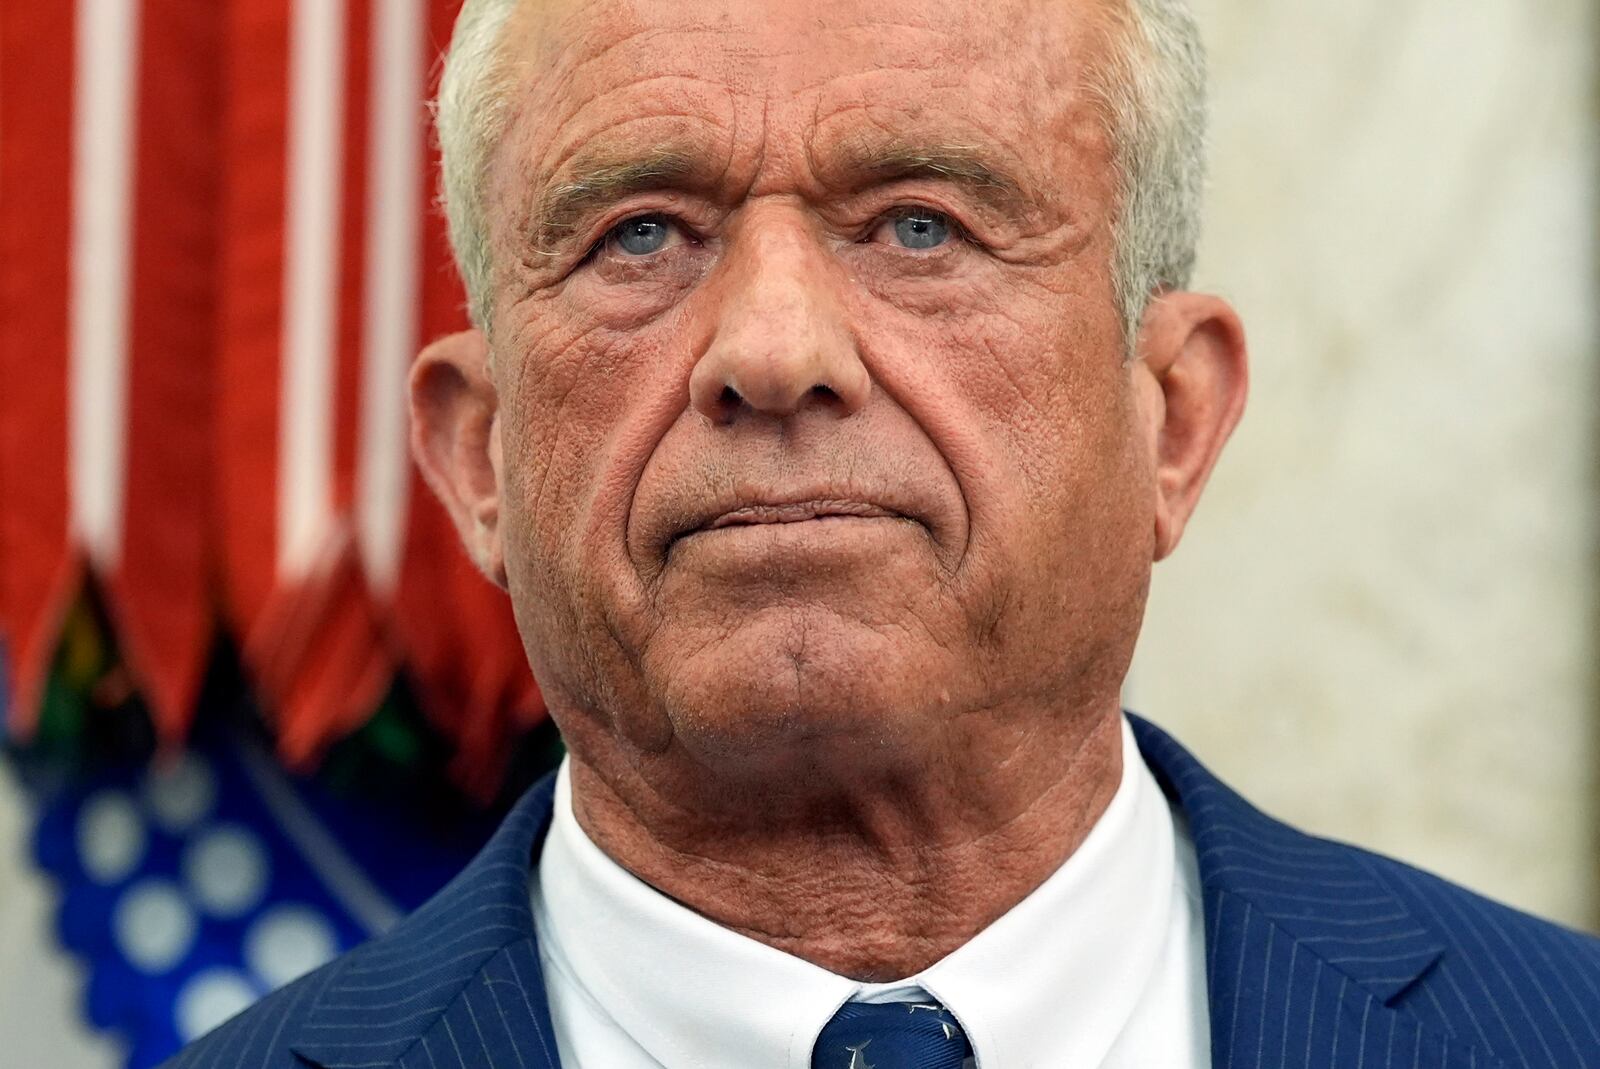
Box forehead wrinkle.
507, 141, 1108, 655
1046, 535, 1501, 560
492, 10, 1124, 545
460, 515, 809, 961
504, 62, 744, 248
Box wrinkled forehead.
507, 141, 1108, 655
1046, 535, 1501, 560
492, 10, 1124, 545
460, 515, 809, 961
495, 0, 1121, 206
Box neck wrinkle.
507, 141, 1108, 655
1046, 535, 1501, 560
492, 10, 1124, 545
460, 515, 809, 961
565, 703, 1125, 979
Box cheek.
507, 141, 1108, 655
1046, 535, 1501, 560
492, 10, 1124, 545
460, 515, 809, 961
495, 299, 696, 625
496, 318, 607, 552
861, 267, 1131, 498
492, 301, 701, 743
852, 268, 1147, 624
972, 303, 1145, 557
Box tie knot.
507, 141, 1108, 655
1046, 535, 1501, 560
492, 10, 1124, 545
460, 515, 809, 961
811, 1000, 974, 1069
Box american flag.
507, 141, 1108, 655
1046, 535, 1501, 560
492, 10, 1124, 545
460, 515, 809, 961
0, 0, 542, 793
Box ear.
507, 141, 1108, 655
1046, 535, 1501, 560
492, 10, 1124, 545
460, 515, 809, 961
410, 329, 508, 587
1132, 292, 1249, 561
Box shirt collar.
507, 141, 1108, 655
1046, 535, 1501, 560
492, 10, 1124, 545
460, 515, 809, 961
531, 715, 1176, 1069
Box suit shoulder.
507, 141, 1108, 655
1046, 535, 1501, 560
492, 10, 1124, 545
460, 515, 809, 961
1137, 714, 1600, 1063
1137, 713, 1600, 966
157, 958, 339, 1069
1345, 839, 1600, 961
1351, 842, 1600, 1064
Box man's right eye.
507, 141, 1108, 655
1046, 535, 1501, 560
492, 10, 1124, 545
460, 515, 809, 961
608, 215, 676, 256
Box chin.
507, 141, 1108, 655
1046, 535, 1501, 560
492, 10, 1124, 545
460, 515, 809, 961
644, 604, 956, 772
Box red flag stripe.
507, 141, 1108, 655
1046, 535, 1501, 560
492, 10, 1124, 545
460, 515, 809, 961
333, 0, 371, 518
0, 3, 79, 730
103, 0, 222, 740
217, 0, 291, 640
419, 0, 468, 349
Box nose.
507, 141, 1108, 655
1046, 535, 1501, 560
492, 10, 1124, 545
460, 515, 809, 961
689, 221, 870, 424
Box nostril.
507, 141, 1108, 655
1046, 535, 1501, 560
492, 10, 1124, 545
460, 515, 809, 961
810, 384, 837, 402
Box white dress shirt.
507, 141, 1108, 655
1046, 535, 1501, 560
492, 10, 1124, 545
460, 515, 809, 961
530, 715, 1210, 1068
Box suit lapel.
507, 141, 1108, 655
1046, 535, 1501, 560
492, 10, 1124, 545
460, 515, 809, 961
1131, 715, 1502, 1069
290, 773, 563, 1069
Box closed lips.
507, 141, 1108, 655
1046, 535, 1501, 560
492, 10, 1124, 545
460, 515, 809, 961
633, 474, 949, 569
705, 500, 902, 529
661, 498, 914, 557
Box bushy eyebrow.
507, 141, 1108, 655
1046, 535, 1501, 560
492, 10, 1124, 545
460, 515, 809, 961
831, 142, 1030, 214
529, 150, 698, 252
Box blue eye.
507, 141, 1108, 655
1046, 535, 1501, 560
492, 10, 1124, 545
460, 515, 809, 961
613, 216, 671, 256
891, 211, 951, 250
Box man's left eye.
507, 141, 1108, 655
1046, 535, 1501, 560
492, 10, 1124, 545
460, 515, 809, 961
871, 210, 955, 250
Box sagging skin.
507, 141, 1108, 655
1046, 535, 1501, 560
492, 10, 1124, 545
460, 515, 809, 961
412, 0, 1247, 980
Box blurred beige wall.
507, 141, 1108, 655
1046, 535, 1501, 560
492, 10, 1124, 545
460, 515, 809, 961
1133, 0, 1600, 927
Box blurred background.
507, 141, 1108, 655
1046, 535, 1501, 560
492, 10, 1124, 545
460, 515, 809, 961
1135, 0, 1600, 932
1, 0, 1596, 1065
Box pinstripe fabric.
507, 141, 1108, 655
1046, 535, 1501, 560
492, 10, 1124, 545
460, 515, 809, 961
160, 716, 1600, 1068
1139, 717, 1600, 1069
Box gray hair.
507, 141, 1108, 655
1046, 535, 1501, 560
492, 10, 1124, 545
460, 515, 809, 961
434, 0, 1207, 347
1098, 0, 1208, 348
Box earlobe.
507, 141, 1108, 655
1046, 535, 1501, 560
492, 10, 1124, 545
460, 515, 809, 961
1136, 292, 1249, 562
409, 329, 508, 587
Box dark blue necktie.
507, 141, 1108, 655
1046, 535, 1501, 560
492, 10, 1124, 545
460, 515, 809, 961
811, 1000, 975, 1069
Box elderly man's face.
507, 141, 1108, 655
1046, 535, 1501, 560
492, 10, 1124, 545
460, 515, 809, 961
426, 0, 1234, 785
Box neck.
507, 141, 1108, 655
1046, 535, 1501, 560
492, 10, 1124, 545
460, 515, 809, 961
564, 705, 1125, 981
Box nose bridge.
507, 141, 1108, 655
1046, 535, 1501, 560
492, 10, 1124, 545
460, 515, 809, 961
742, 217, 831, 313
689, 207, 869, 423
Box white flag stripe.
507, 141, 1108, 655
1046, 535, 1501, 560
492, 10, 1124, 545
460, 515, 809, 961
278, 0, 347, 581
357, 0, 425, 596
69, 0, 140, 571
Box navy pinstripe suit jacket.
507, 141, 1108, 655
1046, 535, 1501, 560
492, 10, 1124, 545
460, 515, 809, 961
162, 716, 1600, 1068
